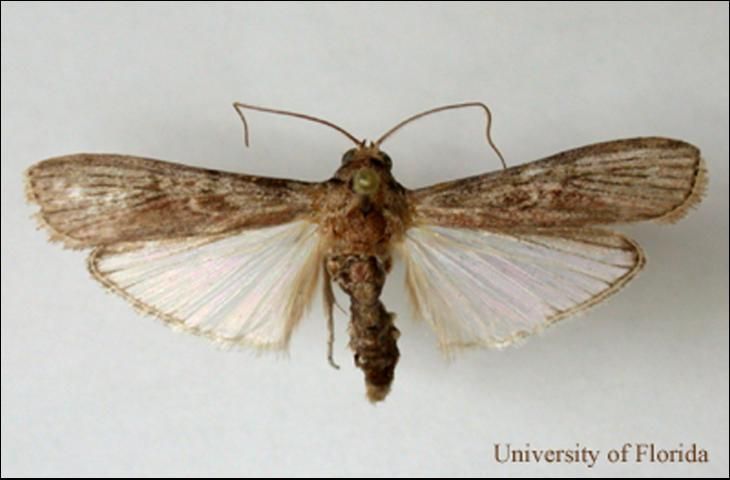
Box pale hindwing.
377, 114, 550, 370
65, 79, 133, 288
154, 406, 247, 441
399, 226, 644, 350
89, 221, 322, 349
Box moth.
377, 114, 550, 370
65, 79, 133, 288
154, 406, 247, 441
25, 102, 707, 402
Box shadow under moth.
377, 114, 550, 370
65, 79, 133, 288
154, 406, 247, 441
25, 102, 707, 402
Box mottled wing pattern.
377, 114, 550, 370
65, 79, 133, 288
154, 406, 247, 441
399, 226, 643, 350
403, 137, 705, 350
409, 138, 706, 230
89, 221, 322, 348
26, 154, 325, 348
26, 154, 320, 248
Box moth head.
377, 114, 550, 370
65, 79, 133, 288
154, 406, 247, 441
340, 144, 392, 170
336, 143, 393, 196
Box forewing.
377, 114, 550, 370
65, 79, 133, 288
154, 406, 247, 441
399, 226, 643, 350
89, 221, 322, 349
409, 137, 706, 229
26, 154, 320, 248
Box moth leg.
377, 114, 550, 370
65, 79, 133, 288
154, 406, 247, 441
323, 263, 340, 370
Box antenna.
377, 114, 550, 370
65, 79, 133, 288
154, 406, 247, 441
375, 102, 507, 169
233, 102, 363, 147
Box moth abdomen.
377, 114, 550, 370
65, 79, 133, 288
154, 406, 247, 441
327, 254, 400, 403
350, 302, 400, 403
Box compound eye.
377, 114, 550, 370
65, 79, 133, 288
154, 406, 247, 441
341, 148, 357, 164
379, 151, 392, 168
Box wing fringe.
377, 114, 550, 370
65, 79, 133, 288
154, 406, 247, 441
653, 157, 708, 224
87, 228, 322, 351
25, 166, 88, 249
401, 228, 645, 353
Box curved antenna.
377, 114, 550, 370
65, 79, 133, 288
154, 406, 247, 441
233, 102, 363, 147
375, 102, 507, 169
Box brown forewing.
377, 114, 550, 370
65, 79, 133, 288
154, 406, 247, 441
408, 137, 707, 230
25, 154, 323, 248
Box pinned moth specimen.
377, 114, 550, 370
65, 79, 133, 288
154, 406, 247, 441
25, 102, 707, 402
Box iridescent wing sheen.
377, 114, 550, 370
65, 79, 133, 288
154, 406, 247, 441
26, 154, 325, 349
408, 137, 706, 230
398, 226, 643, 351
26, 154, 320, 248
402, 137, 706, 350
89, 221, 322, 349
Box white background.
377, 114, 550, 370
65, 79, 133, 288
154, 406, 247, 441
2, 2, 728, 477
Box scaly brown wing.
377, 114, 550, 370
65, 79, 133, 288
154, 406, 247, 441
26, 154, 321, 248
408, 137, 706, 230
401, 137, 706, 351
26, 154, 325, 348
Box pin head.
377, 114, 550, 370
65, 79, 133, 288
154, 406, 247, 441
353, 167, 380, 195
